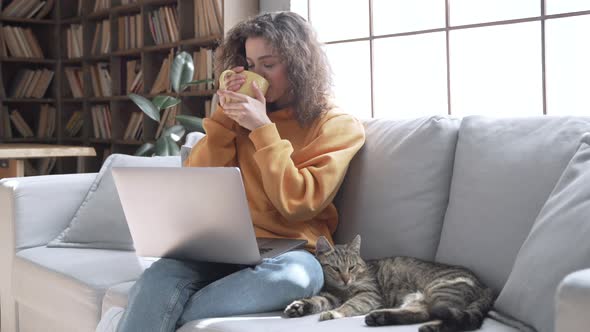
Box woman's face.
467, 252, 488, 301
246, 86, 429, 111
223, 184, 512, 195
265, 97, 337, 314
245, 37, 291, 107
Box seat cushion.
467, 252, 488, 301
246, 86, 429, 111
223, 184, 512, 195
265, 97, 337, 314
495, 134, 590, 332
178, 313, 519, 332
436, 115, 590, 292
12, 247, 153, 332
334, 116, 460, 261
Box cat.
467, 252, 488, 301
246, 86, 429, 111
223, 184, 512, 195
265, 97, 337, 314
284, 235, 495, 332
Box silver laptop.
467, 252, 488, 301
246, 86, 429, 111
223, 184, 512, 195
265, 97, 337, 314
112, 167, 307, 265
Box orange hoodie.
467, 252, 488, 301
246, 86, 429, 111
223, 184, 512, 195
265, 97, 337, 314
184, 105, 365, 250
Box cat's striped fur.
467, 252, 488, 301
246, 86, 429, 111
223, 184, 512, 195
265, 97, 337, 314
284, 235, 494, 332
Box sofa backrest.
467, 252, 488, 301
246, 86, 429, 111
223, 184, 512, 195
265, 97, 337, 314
436, 115, 590, 293
334, 116, 460, 261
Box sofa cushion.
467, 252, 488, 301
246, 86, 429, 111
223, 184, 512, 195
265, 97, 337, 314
48, 154, 180, 250
436, 116, 590, 292
12, 247, 153, 332
494, 134, 590, 332
179, 313, 519, 332
334, 116, 460, 260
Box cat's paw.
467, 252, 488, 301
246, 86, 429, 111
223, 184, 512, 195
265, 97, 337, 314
284, 300, 311, 318
365, 310, 387, 326
319, 310, 345, 321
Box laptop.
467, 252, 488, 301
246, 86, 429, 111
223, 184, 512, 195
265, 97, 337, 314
112, 167, 307, 265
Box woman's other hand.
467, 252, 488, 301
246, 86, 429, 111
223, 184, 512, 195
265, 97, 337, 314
217, 81, 271, 131
222, 66, 246, 92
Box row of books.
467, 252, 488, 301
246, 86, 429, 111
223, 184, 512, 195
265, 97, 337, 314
0, 105, 55, 138
148, 48, 214, 94
91, 20, 111, 55
191, 48, 215, 91
155, 104, 178, 139
9, 68, 54, 98
91, 104, 111, 139
64, 110, 83, 137
126, 59, 143, 93
1, 0, 54, 19
1, 25, 44, 58
25, 157, 57, 176
150, 50, 173, 94
194, 0, 223, 38
123, 112, 143, 140
36, 103, 56, 138
24, 157, 57, 176
90, 63, 112, 97
93, 0, 109, 12
118, 14, 143, 50
66, 24, 83, 58
64, 67, 84, 98
148, 5, 179, 45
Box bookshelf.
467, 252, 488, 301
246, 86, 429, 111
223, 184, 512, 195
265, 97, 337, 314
0, 0, 258, 175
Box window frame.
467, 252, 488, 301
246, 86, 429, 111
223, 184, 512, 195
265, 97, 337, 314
303, 0, 590, 117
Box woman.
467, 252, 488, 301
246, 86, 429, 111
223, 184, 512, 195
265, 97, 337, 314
100, 11, 365, 332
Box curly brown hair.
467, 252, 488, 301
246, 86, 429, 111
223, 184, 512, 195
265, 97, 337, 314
216, 11, 332, 127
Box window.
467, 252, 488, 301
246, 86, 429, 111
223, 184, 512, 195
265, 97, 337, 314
301, 0, 590, 118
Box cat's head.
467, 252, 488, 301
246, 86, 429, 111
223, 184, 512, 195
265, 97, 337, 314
315, 235, 369, 290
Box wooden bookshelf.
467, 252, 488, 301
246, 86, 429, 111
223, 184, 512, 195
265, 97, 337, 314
0, 0, 258, 175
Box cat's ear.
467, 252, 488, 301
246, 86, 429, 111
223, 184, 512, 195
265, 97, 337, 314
347, 234, 361, 254
315, 236, 334, 256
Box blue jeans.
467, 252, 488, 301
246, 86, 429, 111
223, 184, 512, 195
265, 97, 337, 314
117, 250, 323, 332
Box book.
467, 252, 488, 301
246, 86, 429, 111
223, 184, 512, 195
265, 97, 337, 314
0, 106, 13, 139
65, 111, 84, 137
9, 109, 34, 137
65, 67, 84, 98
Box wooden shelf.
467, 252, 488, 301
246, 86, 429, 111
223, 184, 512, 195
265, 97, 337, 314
3, 98, 56, 103
0, 16, 55, 24
0, 57, 56, 64
60, 17, 82, 24
0, 0, 258, 175
87, 10, 110, 21
111, 3, 142, 15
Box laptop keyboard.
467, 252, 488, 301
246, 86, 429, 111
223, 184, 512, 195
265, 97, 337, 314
259, 247, 273, 255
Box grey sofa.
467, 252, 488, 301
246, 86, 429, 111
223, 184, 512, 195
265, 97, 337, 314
2, 115, 590, 332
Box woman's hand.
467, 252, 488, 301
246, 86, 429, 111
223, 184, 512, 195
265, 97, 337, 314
218, 81, 271, 131
220, 66, 246, 93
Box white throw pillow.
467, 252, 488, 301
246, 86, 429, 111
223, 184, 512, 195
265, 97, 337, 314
494, 133, 590, 332
48, 154, 180, 250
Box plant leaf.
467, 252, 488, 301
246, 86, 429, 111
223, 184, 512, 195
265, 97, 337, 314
135, 142, 155, 156
152, 95, 181, 110
176, 114, 204, 133
181, 78, 214, 88
129, 93, 160, 122
170, 51, 195, 93
154, 136, 180, 156
162, 124, 186, 142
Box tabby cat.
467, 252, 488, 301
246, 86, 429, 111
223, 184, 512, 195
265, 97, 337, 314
284, 235, 494, 332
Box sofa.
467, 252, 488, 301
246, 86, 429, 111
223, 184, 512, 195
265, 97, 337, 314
2, 115, 590, 332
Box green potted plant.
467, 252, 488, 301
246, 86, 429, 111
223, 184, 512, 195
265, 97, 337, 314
128, 50, 213, 156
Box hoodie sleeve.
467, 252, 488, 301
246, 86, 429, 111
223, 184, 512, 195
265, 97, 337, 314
248, 113, 365, 222
184, 105, 238, 167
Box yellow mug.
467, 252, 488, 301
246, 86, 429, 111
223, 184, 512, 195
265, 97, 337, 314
219, 69, 269, 101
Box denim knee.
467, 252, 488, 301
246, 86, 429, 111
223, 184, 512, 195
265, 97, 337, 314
265, 250, 324, 297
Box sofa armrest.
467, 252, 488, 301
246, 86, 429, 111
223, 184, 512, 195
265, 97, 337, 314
0, 172, 97, 331
0, 172, 97, 252
556, 268, 590, 332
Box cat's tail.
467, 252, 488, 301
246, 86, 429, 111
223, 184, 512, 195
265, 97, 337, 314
428, 287, 494, 331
